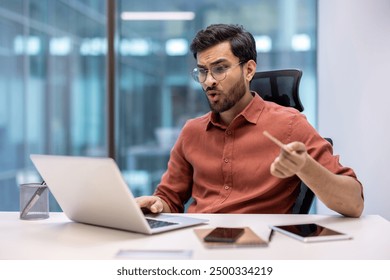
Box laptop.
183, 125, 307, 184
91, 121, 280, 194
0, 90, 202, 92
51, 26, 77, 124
30, 154, 208, 234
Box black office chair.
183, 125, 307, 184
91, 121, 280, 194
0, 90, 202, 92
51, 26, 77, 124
250, 69, 331, 214
251, 69, 304, 112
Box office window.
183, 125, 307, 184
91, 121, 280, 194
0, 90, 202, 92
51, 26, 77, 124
116, 0, 318, 196
0, 0, 107, 211
0, 0, 317, 211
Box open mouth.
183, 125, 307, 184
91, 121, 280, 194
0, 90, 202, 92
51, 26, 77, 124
207, 89, 219, 96
207, 91, 219, 102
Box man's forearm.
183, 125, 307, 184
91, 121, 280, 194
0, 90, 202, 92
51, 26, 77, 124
297, 155, 364, 217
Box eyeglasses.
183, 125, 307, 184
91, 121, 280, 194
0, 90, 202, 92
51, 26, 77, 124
191, 61, 244, 83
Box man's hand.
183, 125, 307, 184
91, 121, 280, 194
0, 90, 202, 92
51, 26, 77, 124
264, 130, 363, 217
270, 141, 308, 178
135, 196, 166, 213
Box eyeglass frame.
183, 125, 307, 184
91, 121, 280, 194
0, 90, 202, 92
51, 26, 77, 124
191, 61, 245, 83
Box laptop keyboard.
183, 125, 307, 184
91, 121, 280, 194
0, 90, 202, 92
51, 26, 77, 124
146, 218, 178, 229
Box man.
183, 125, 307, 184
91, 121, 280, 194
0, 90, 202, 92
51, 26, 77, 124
136, 24, 364, 217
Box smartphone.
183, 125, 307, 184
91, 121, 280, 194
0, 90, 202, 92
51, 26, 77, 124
203, 227, 245, 243
270, 223, 352, 243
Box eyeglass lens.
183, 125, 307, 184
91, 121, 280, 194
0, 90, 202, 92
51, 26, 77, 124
192, 62, 242, 83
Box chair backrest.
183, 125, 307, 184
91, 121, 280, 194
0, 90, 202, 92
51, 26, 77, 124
251, 69, 331, 214
292, 181, 315, 214
250, 69, 304, 112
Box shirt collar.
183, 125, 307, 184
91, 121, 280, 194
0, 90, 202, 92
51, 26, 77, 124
206, 92, 264, 130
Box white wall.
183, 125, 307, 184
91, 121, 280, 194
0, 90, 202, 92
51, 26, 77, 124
317, 0, 390, 220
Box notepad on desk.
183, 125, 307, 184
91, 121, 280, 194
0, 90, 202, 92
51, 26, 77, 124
194, 227, 268, 248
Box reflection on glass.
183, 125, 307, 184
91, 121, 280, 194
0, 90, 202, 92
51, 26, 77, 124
0, 0, 106, 211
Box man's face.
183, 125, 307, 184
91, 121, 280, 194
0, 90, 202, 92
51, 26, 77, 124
196, 42, 247, 113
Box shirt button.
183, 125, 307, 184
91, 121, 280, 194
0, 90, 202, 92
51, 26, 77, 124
226, 130, 232, 135
224, 158, 229, 163
224, 185, 230, 190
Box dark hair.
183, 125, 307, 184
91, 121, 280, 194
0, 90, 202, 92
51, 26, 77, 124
190, 24, 257, 63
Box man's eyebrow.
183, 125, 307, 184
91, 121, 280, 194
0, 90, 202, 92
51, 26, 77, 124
197, 58, 229, 68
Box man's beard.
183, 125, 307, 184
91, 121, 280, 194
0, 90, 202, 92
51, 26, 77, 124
206, 76, 246, 113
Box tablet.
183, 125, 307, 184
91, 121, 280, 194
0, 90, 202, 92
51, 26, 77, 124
270, 223, 352, 243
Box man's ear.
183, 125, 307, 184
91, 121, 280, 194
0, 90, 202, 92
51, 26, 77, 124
245, 60, 257, 82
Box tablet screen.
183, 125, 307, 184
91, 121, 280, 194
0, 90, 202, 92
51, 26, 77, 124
276, 223, 343, 237
271, 223, 351, 242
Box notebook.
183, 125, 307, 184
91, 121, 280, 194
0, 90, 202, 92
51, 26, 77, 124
30, 154, 208, 234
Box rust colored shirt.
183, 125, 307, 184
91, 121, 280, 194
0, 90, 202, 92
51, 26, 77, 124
154, 94, 360, 214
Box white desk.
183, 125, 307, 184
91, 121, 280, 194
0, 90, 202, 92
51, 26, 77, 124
0, 212, 389, 260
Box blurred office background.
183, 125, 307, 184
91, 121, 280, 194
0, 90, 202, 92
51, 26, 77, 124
0, 0, 388, 219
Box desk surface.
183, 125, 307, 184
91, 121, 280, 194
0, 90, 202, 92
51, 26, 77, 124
0, 212, 389, 260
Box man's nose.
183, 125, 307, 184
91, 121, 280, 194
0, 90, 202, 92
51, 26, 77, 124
203, 71, 217, 87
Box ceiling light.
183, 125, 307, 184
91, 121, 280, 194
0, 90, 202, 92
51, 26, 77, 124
166, 39, 188, 56
292, 34, 311, 51
121, 12, 195, 21
254, 35, 272, 52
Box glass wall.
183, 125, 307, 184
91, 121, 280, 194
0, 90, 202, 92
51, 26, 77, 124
0, 0, 317, 211
0, 0, 107, 210
116, 0, 318, 197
